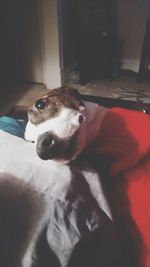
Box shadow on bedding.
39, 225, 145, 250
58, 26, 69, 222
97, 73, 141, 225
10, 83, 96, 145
34, 168, 120, 267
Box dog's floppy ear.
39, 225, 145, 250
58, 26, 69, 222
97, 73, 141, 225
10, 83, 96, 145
63, 86, 81, 98
68, 88, 85, 110
69, 88, 81, 98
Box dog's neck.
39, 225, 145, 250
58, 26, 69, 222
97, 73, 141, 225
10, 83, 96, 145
82, 101, 109, 148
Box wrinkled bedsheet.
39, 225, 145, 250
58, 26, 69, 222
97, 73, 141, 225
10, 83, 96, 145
0, 130, 120, 266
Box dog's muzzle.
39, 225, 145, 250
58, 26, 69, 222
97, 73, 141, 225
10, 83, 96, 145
36, 131, 79, 162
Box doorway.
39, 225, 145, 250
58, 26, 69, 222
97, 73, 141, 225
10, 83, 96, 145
58, 0, 117, 85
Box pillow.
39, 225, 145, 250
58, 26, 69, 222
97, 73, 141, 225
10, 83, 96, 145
0, 116, 26, 138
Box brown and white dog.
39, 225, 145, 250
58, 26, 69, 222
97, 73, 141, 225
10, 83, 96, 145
25, 86, 108, 164
24, 86, 150, 267
23, 88, 114, 266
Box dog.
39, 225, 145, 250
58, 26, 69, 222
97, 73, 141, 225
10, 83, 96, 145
25, 86, 108, 164
24, 86, 150, 267
25, 86, 149, 172
0, 89, 116, 267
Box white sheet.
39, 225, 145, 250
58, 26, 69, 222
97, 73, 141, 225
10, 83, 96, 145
0, 130, 120, 266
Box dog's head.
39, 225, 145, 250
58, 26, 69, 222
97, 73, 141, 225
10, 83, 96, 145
25, 87, 86, 163
25, 86, 105, 164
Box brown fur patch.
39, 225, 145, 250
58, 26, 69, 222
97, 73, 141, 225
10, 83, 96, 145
28, 86, 84, 125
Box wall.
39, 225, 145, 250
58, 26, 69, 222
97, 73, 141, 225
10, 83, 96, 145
39, 0, 61, 89
0, 0, 43, 83
0, 0, 61, 88
117, 0, 150, 72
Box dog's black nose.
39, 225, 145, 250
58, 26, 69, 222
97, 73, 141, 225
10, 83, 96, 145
42, 136, 55, 149
36, 133, 55, 160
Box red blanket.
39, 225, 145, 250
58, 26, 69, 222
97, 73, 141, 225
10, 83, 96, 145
97, 108, 150, 267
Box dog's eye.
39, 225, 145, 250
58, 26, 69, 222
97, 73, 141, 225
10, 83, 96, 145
35, 99, 47, 111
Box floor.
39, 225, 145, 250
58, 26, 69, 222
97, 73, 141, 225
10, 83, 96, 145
1, 72, 150, 115
72, 72, 150, 103
0, 82, 48, 115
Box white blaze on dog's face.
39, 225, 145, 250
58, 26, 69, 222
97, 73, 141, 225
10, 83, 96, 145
25, 87, 88, 163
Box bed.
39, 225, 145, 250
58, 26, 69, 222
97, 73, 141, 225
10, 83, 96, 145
0, 129, 120, 267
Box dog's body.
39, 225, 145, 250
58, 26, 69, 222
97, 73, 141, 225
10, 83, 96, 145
24, 86, 150, 267
0, 88, 111, 267
18, 87, 109, 267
